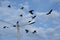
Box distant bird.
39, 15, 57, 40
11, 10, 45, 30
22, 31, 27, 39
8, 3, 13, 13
20, 7, 24, 9
32, 30, 36, 34
29, 10, 34, 15
3, 26, 7, 28
13, 25, 16, 27
28, 20, 32, 23
25, 29, 29, 33
17, 21, 19, 24
32, 15, 36, 19
20, 14, 23, 17
46, 9, 53, 15
29, 22, 35, 25
8, 5, 11, 8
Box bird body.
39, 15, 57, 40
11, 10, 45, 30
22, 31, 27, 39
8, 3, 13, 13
8, 5, 11, 8
32, 30, 36, 34
20, 7, 24, 9
13, 25, 16, 27
25, 29, 29, 33
46, 9, 53, 15
20, 14, 23, 17
29, 10, 34, 15
3, 26, 8, 28
29, 22, 35, 25
32, 15, 36, 19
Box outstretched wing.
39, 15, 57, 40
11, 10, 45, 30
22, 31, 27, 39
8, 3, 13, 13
46, 9, 53, 15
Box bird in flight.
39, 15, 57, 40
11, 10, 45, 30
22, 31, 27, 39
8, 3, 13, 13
28, 20, 31, 23
20, 6, 24, 10
3, 26, 8, 28
32, 15, 36, 19
32, 30, 36, 34
8, 5, 11, 8
25, 29, 29, 33
46, 9, 53, 15
29, 22, 35, 25
13, 25, 16, 27
20, 14, 23, 17
29, 10, 34, 15
17, 21, 19, 24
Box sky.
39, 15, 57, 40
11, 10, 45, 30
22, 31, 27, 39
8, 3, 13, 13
0, 0, 60, 40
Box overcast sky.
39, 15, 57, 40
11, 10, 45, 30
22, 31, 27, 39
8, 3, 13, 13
0, 0, 60, 40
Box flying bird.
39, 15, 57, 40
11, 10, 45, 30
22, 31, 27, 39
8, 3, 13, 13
25, 29, 29, 33
17, 21, 19, 24
46, 9, 53, 15
29, 22, 35, 25
32, 30, 36, 34
32, 15, 36, 19
20, 14, 23, 17
13, 25, 16, 27
28, 20, 31, 23
29, 10, 34, 15
3, 26, 8, 28
8, 5, 11, 8
20, 7, 24, 9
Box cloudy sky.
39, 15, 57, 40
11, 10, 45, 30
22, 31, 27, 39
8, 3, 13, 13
0, 0, 60, 40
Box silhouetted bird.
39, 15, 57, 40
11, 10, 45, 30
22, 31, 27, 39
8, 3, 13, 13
25, 29, 29, 33
46, 9, 53, 15
20, 14, 23, 17
3, 26, 7, 28
29, 22, 35, 25
21, 7, 24, 9
29, 10, 34, 15
8, 5, 11, 8
17, 21, 19, 24
32, 30, 36, 34
13, 25, 16, 27
28, 20, 31, 23
32, 15, 36, 19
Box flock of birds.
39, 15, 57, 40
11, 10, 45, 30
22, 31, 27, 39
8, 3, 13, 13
1, 4, 53, 34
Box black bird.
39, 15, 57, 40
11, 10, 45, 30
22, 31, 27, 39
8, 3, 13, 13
3, 26, 7, 28
46, 9, 53, 15
28, 20, 31, 23
17, 21, 19, 24
20, 14, 23, 17
29, 10, 34, 15
25, 29, 29, 33
29, 22, 35, 25
20, 7, 24, 9
32, 30, 36, 34
32, 15, 36, 19
13, 25, 16, 27
8, 5, 11, 8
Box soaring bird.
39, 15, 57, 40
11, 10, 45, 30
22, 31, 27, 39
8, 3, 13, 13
3, 26, 8, 28
29, 22, 35, 25
8, 5, 11, 8
29, 10, 34, 15
25, 29, 29, 33
20, 14, 23, 17
17, 21, 19, 24
32, 15, 36, 19
13, 25, 16, 27
28, 20, 31, 23
20, 7, 24, 9
46, 9, 53, 15
32, 30, 36, 34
